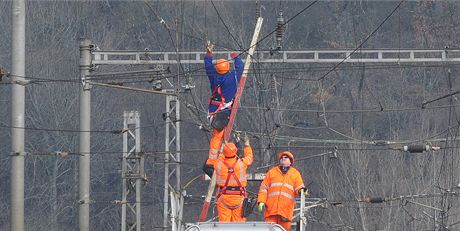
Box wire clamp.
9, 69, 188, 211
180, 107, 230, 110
10, 151, 27, 156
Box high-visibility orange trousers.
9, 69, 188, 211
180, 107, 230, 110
206, 129, 224, 165
265, 215, 291, 231
216, 194, 246, 222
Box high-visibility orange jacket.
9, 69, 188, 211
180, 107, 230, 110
211, 146, 253, 222
213, 146, 253, 189
257, 166, 305, 221
206, 129, 224, 166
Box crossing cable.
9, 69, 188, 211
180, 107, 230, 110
142, 1, 235, 51
0, 100, 452, 140
93, 63, 459, 78
209, 0, 244, 50
239, 103, 460, 113
0, 124, 127, 133
1, 72, 167, 85
425, 59, 458, 223
252, 1, 318, 51
356, 62, 386, 112
291, 192, 460, 224
251, 49, 277, 154
187, 0, 209, 122
237, 123, 460, 145
15, 143, 460, 159
0, 74, 80, 85
148, 63, 460, 81
317, 0, 405, 81
6, 62, 458, 86
143, 0, 318, 58
437, 68, 460, 222
156, 1, 319, 80
144, 1, 211, 133
0, 120, 201, 134
268, 1, 289, 152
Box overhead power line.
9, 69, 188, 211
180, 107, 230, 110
209, 0, 243, 50
140, 1, 319, 80
0, 123, 165, 133
143, 0, 210, 129
4, 56, 458, 86
240, 103, 460, 114
318, 0, 405, 81
239, 123, 460, 145
422, 89, 460, 108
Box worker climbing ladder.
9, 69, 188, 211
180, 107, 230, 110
199, 17, 264, 222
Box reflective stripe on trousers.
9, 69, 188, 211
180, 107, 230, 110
218, 196, 243, 209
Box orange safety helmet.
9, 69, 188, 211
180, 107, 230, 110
215, 59, 230, 75
277, 151, 295, 164
223, 142, 238, 158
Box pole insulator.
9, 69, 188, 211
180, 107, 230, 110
403, 145, 429, 153
255, 0, 260, 19
0, 68, 7, 81
363, 197, 385, 203
275, 10, 285, 49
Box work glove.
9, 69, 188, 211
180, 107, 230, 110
206, 40, 214, 53
258, 202, 265, 212
230, 52, 239, 59
243, 132, 250, 146
303, 189, 310, 198
234, 132, 241, 144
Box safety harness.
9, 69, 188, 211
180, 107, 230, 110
208, 67, 238, 115
209, 84, 225, 115
217, 158, 247, 199
208, 85, 232, 115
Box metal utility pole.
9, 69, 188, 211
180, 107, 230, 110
163, 90, 181, 231
299, 190, 306, 231
297, 196, 327, 231
10, 0, 26, 230
79, 38, 92, 231
170, 191, 184, 231
89, 44, 180, 230
121, 111, 143, 231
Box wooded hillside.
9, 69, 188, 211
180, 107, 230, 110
1, 1, 460, 230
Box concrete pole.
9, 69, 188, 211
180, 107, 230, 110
79, 38, 92, 231
10, 0, 26, 230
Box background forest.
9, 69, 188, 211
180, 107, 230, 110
1, 0, 460, 230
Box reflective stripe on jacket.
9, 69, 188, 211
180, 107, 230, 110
213, 146, 253, 188
257, 166, 305, 221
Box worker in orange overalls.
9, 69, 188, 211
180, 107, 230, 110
202, 41, 244, 170
257, 151, 308, 231
208, 134, 253, 222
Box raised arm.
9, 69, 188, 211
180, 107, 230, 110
241, 133, 253, 166
204, 41, 216, 78
231, 52, 244, 81
241, 146, 253, 166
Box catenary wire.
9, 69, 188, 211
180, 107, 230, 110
317, 0, 405, 81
